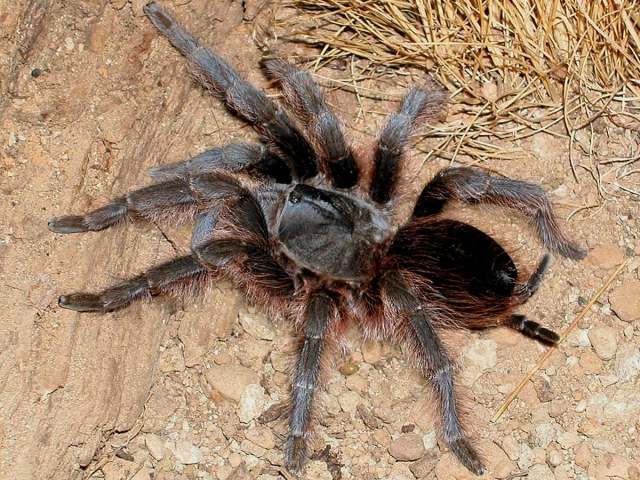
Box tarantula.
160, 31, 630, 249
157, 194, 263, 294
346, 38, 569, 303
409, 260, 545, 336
48, 2, 585, 475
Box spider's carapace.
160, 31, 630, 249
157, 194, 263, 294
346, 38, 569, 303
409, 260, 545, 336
276, 184, 392, 281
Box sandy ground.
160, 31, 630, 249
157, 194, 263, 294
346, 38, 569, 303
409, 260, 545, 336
1, 1, 639, 480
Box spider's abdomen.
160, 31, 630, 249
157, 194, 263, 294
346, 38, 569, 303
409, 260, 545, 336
389, 218, 519, 321
276, 184, 390, 281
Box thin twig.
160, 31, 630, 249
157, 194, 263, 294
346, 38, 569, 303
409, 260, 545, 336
491, 259, 629, 422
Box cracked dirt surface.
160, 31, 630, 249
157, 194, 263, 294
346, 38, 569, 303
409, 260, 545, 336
1, 1, 639, 480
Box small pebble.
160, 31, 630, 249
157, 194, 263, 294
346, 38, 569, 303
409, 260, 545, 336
547, 447, 563, 467
372, 428, 390, 446
548, 399, 566, 418
339, 359, 359, 376
115, 449, 134, 462
229, 452, 242, 468
159, 344, 185, 373
534, 377, 555, 402
558, 430, 580, 449
500, 436, 520, 461
245, 426, 276, 450
422, 431, 437, 450
609, 279, 640, 322
338, 390, 361, 413
361, 340, 384, 364
389, 462, 415, 480
145, 434, 164, 460
240, 438, 266, 457
481, 81, 498, 101
131, 468, 153, 480
357, 404, 381, 429
464, 339, 497, 371
409, 454, 436, 478
270, 350, 289, 372
531, 422, 558, 448
238, 306, 275, 340
554, 464, 573, 480
388, 433, 425, 461
586, 245, 625, 269
435, 452, 473, 479
594, 453, 630, 478
204, 364, 260, 402
578, 418, 599, 437
579, 350, 603, 374
238, 384, 269, 423
518, 444, 533, 470
615, 344, 640, 381
588, 325, 618, 360
110, 0, 128, 10
31, 68, 43, 78
574, 442, 591, 468
624, 324, 634, 338
174, 440, 202, 465
527, 463, 554, 480
485, 441, 516, 478
567, 329, 591, 347
304, 460, 332, 480
599, 374, 619, 387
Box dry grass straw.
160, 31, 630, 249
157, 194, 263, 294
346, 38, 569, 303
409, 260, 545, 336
492, 258, 629, 422
280, 0, 640, 172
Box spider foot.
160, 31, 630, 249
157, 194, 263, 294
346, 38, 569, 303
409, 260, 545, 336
450, 438, 485, 476
48, 215, 88, 234
58, 293, 105, 312
536, 327, 561, 345
556, 240, 587, 261
284, 435, 307, 474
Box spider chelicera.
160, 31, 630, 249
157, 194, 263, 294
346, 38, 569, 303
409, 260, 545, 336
48, 2, 585, 475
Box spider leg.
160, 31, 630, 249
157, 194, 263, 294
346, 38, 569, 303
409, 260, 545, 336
517, 253, 549, 301
412, 167, 586, 259
58, 255, 207, 312
48, 179, 197, 234
190, 178, 268, 267
262, 58, 359, 188
508, 254, 560, 344
188, 177, 294, 300
144, 2, 317, 180
370, 86, 447, 204
285, 292, 336, 472
411, 314, 485, 476
510, 314, 560, 345
149, 142, 291, 184
48, 170, 256, 235
57, 173, 293, 314
382, 272, 485, 476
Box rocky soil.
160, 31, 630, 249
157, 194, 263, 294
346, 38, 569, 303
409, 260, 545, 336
1, 1, 639, 479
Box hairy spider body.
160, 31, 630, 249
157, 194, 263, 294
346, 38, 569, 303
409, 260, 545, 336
48, 2, 585, 475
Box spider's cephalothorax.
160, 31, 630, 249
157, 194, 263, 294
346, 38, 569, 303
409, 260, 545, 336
49, 2, 586, 475
276, 184, 393, 281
